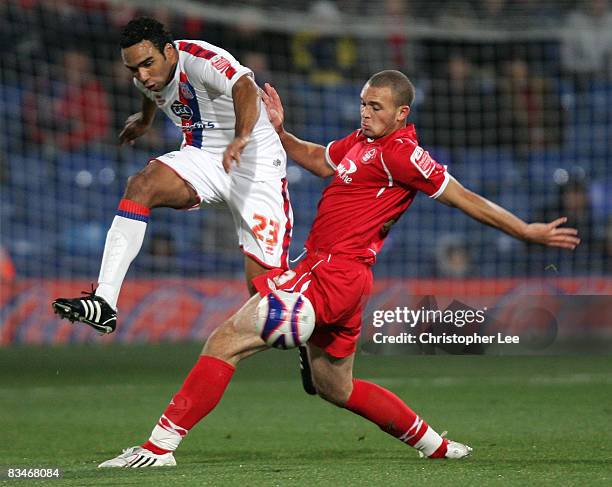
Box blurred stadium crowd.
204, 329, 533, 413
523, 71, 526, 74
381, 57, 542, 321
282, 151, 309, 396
1, 0, 611, 280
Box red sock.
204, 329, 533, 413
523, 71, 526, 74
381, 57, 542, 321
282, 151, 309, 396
344, 379, 445, 456
164, 355, 235, 428
143, 355, 235, 453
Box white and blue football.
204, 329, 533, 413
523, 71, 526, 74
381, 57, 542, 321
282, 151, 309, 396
255, 291, 316, 349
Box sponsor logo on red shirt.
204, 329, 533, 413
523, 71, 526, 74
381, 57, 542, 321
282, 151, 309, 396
337, 158, 358, 183
410, 145, 434, 178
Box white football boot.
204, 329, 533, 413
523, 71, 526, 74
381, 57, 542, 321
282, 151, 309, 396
419, 432, 473, 459
98, 446, 176, 468
443, 439, 473, 459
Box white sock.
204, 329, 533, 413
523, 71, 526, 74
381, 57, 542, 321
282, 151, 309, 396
96, 213, 148, 310
398, 416, 444, 457
412, 426, 444, 457
147, 415, 187, 452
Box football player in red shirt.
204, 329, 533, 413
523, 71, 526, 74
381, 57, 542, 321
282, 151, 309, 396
98, 70, 579, 468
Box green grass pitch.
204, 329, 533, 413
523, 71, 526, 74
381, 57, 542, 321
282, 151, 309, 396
1, 344, 611, 486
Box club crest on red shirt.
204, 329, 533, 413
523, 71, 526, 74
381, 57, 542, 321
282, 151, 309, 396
361, 147, 377, 164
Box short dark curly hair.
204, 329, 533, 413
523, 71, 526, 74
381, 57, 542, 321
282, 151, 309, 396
119, 17, 174, 54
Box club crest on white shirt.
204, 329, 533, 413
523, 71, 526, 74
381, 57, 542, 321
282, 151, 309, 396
179, 82, 195, 100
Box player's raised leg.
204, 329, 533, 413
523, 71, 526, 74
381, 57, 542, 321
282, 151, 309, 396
99, 294, 267, 467
307, 343, 472, 459
52, 160, 199, 334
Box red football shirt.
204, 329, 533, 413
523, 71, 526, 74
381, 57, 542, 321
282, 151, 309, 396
305, 124, 449, 264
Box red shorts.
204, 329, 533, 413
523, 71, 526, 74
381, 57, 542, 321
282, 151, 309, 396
252, 251, 373, 358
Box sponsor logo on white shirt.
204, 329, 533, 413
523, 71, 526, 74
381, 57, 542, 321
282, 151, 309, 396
171, 100, 193, 120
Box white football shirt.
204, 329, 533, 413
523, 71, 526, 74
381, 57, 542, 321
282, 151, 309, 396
134, 40, 285, 180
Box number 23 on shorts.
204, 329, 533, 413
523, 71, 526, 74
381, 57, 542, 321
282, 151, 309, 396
251, 213, 279, 248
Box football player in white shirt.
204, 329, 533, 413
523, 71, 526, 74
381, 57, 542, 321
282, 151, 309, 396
52, 17, 294, 336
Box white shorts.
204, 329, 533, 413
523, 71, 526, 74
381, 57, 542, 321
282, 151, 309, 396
155, 145, 293, 269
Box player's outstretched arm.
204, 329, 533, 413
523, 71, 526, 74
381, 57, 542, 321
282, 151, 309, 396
119, 94, 156, 146
262, 83, 334, 178
437, 176, 580, 249
223, 75, 261, 173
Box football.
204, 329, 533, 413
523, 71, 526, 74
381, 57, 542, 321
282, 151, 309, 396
255, 291, 316, 349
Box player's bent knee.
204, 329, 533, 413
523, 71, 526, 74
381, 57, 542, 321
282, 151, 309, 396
312, 377, 353, 407
202, 312, 264, 365
315, 385, 351, 407
202, 319, 239, 359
